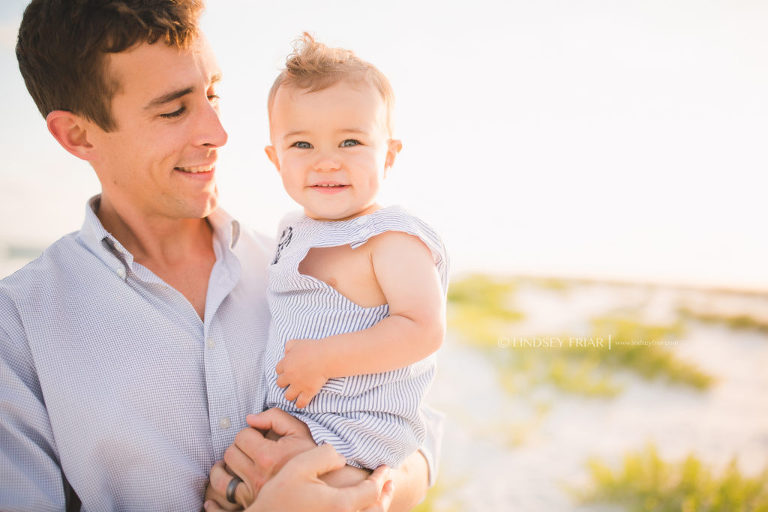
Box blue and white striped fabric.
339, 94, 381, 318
263, 206, 448, 470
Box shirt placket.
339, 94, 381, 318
203, 244, 244, 457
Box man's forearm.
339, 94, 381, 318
387, 451, 429, 512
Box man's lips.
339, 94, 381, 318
174, 164, 215, 174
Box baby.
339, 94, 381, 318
262, 33, 448, 482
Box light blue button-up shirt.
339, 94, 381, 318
0, 197, 273, 510
0, 197, 441, 511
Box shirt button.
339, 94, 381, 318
116, 267, 126, 279
219, 417, 231, 429
206, 337, 216, 349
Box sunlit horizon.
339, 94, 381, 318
2, 0, 767, 291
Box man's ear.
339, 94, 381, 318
265, 145, 281, 172
384, 138, 403, 175
46, 111, 95, 161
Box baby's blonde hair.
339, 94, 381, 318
268, 33, 395, 135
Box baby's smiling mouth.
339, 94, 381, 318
309, 181, 349, 188
308, 182, 350, 193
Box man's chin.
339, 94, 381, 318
192, 189, 219, 219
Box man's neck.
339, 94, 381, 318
95, 195, 213, 267
94, 194, 217, 320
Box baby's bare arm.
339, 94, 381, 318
276, 231, 444, 407
318, 230, 445, 378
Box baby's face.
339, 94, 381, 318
266, 80, 401, 221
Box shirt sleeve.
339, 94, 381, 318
0, 292, 66, 510
418, 405, 445, 486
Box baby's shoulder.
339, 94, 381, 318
362, 207, 449, 284
365, 229, 433, 258
366, 206, 446, 255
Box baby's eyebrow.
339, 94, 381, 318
284, 130, 309, 138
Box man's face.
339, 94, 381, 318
87, 36, 227, 221
266, 80, 400, 221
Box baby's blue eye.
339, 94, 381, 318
293, 141, 312, 149
340, 139, 360, 147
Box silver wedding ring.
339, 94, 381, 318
226, 475, 242, 504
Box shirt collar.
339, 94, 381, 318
207, 206, 241, 250
76, 195, 242, 271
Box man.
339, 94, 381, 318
1, 1, 435, 510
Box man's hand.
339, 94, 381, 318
205, 461, 245, 511
205, 444, 394, 512
205, 409, 317, 508
275, 338, 328, 408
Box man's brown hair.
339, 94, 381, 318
16, 0, 204, 132
268, 33, 396, 135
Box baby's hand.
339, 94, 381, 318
275, 339, 329, 408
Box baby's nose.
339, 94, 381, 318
314, 155, 341, 172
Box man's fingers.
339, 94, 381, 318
367, 465, 391, 495
232, 427, 279, 483
380, 479, 395, 509
203, 499, 228, 512
359, 479, 395, 512
222, 446, 257, 504
233, 423, 267, 454
246, 408, 311, 438
206, 461, 241, 511
284, 443, 346, 478
336, 465, 391, 511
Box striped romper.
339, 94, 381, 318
263, 205, 448, 469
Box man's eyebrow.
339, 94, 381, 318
143, 74, 222, 110
144, 87, 195, 110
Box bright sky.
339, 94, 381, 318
1, 0, 767, 289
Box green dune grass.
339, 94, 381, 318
678, 307, 768, 334
447, 275, 713, 397
579, 445, 768, 512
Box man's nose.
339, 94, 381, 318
195, 101, 228, 149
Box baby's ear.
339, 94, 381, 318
265, 145, 281, 171
46, 111, 95, 161
385, 139, 403, 169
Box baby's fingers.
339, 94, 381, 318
276, 372, 289, 388
295, 392, 312, 409
284, 384, 300, 403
